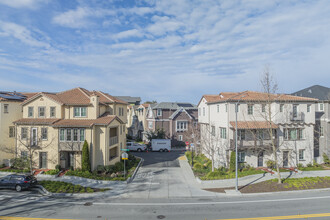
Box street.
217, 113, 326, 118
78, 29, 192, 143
1, 151, 330, 219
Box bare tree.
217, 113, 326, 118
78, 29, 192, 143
183, 123, 201, 154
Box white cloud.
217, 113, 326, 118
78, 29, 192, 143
112, 29, 143, 40
0, 0, 45, 9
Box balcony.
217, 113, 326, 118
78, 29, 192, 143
109, 127, 118, 146
110, 136, 118, 146
290, 112, 305, 122
230, 138, 277, 150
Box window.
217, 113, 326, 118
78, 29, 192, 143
238, 130, 245, 140
157, 109, 162, 116
299, 149, 305, 160
4, 104, 8, 113
307, 105, 311, 113
203, 107, 205, 116
280, 104, 284, 112
238, 151, 245, 162
148, 121, 153, 129
21, 151, 28, 158
41, 128, 48, 140
262, 104, 266, 113
21, 127, 28, 139
50, 107, 56, 117
257, 130, 264, 140
225, 104, 228, 112
60, 129, 65, 141
9, 126, 15, 138
38, 107, 45, 117
284, 128, 304, 140
320, 126, 324, 137
211, 126, 215, 136
120, 125, 122, 135
28, 107, 34, 117
293, 105, 298, 117
176, 121, 188, 131
73, 129, 78, 141
198, 108, 201, 116
31, 128, 37, 146
80, 129, 85, 141
178, 135, 183, 141
220, 127, 226, 139
109, 147, 118, 160
74, 107, 87, 117
66, 129, 72, 141
217, 105, 219, 113
319, 103, 324, 111
248, 105, 253, 115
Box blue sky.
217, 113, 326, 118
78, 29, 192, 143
0, 0, 330, 104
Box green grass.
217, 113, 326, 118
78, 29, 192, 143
39, 180, 110, 193
0, 168, 30, 173
44, 169, 60, 175
269, 176, 330, 190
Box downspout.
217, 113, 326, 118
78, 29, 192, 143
90, 125, 94, 171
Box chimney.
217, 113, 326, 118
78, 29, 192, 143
90, 91, 99, 119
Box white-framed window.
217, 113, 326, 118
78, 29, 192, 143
238, 151, 245, 162
60, 129, 65, 141
21, 127, 28, 139
220, 127, 226, 139
203, 107, 205, 116
283, 128, 304, 140
211, 126, 215, 136
248, 105, 253, 115
148, 121, 153, 129
178, 135, 183, 141
38, 107, 45, 117
319, 103, 324, 111
320, 126, 324, 137
217, 105, 219, 113
176, 121, 188, 131
66, 129, 72, 141
9, 126, 15, 138
262, 104, 266, 113
238, 129, 245, 140
293, 104, 298, 117
157, 108, 162, 116
73, 129, 78, 141
80, 129, 85, 141
4, 104, 8, 113
50, 107, 56, 117
307, 104, 311, 113
299, 149, 305, 160
31, 128, 38, 146
280, 104, 284, 112
41, 128, 48, 140
28, 107, 34, 117
74, 107, 87, 117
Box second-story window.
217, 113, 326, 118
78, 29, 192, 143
217, 105, 219, 113
176, 121, 188, 131
28, 107, 34, 117
74, 107, 87, 117
293, 104, 298, 117
211, 126, 215, 136
50, 107, 56, 117
21, 127, 28, 139
73, 129, 78, 141
220, 127, 226, 139
319, 103, 324, 111
38, 107, 45, 117
60, 129, 65, 141
198, 108, 201, 116
66, 129, 72, 141
4, 104, 8, 113
280, 104, 284, 112
80, 129, 85, 141
203, 107, 205, 116
238, 130, 245, 140
248, 105, 253, 115
41, 128, 48, 140
307, 104, 311, 113
262, 104, 266, 113
9, 126, 15, 138
157, 108, 162, 116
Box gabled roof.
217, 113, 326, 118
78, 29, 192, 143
21, 87, 128, 106
230, 121, 278, 130
169, 107, 194, 120
200, 91, 318, 105
151, 102, 197, 110
115, 96, 141, 104
13, 118, 61, 125
292, 85, 330, 101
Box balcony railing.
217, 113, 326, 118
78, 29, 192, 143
110, 136, 118, 146
290, 112, 305, 121
230, 138, 277, 150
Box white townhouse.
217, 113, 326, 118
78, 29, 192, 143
197, 91, 318, 168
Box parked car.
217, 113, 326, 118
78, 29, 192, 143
127, 142, 147, 152
0, 174, 37, 192
151, 139, 171, 152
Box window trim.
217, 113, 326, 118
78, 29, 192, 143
38, 106, 46, 118
28, 106, 34, 118
247, 104, 253, 115
50, 106, 56, 118
319, 103, 324, 111
74, 107, 87, 118
9, 126, 15, 138
307, 104, 311, 113
299, 149, 305, 161
21, 127, 28, 140
4, 104, 8, 113
176, 121, 188, 132
220, 127, 226, 139
157, 108, 162, 116
41, 128, 48, 141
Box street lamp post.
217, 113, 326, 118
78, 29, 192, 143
235, 102, 239, 192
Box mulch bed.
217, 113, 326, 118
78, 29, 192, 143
204, 177, 330, 193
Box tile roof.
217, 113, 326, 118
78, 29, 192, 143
14, 118, 61, 125
22, 88, 128, 106
230, 121, 279, 130
203, 91, 318, 104
141, 103, 150, 108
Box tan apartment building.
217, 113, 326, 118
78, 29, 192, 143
13, 88, 128, 171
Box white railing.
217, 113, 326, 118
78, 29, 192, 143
110, 136, 118, 146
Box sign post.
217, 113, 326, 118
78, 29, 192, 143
121, 152, 128, 178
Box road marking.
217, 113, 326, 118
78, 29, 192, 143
218, 212, 330, 220
0, 217, 76, 220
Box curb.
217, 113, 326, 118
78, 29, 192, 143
32, 185, 53, 196
239, 187, 330, 197
127, 157, 144, 184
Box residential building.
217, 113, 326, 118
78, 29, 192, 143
13, 88, 128, 171
146, 102, 198, 144
115, 96, 141, 106
0, 92, 33, 165
136, 103, 151, 141
292, 85, 330, 163
120, 96, 142, 139
198, 91, 317, 168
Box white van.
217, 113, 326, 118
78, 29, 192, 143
151, 139, 171, 152
127, 142, 147, 152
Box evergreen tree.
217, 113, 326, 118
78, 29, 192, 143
82, 140, 91, 172
230, 151, 236, 172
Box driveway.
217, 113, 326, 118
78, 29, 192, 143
124, 151, 216, 199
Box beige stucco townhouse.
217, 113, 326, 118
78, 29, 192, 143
13, 88, 128, 171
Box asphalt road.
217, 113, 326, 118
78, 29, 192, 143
2, 152, 330, 219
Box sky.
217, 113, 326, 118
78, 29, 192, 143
0, 0, 330, 104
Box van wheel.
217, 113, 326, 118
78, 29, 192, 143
15, 185, 22, 192
159, 149, 163, 152
164, 149, 169, 152
137, 148, 142, 152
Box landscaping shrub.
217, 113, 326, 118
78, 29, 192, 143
82, 140, 91, 172
323, 153, 330, 164
96, 165, 105, 173
105, 165, 116, 174
193, 162, 203, 170
185, 151, 192, 163
230, 151, 236, 172
297, 163, 304, 169
307, 163, 313, 167
266, 160, 276, 169
115, 162, 124, 172
44, 169, 60, 175
0, 164, 5, 169
55, 164, 61, 170
205, 160, 212, 169
11, 158, 30, 170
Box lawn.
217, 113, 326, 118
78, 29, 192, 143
205, 176, 330, 193
39, 180, 110, 193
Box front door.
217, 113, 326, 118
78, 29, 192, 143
68, 152, 75, 169
39, 152, 47, 169
283, 151, 289, 167
258, 151, 264, 167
